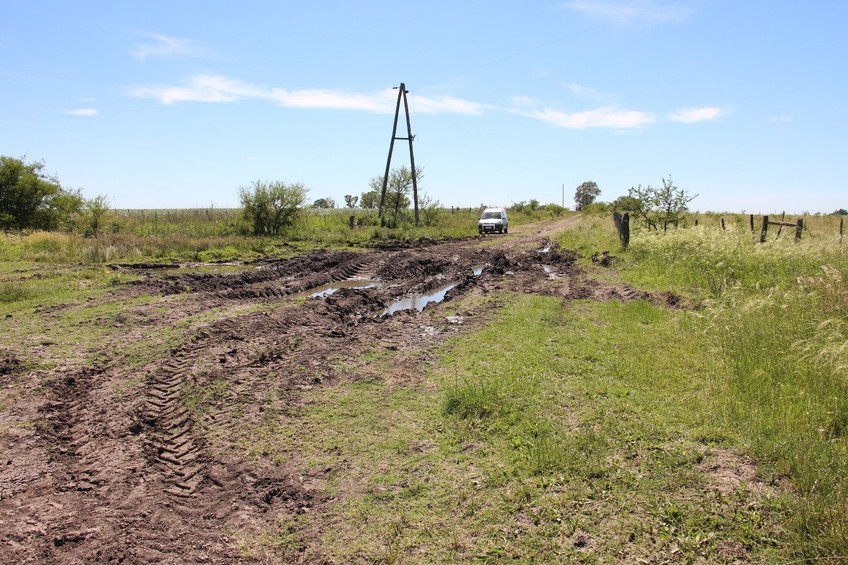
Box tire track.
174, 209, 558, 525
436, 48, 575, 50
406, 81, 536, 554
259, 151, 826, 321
141, 355, 206, 498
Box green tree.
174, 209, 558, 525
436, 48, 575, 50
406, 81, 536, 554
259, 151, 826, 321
628, 176, 697, 231
359, 190, 379, 209
654, 176, 696, 231
344, 194, 359, 208
371, 166, 421, 227
0, 155, 83, 231
611, 194, 644, 213
311, 197, 336, 209
574, 181, 601, 211
83, 195, 111, 236
239, 180, 308, 236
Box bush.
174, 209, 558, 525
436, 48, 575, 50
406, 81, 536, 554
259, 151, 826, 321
239, 180, 308, 236
0, 155, 83, 231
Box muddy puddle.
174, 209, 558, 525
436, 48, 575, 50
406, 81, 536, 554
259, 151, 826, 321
299, 280, 379, 299
382, 282, 459, 316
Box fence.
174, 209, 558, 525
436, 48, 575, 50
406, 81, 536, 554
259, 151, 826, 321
615, 212, 845, 248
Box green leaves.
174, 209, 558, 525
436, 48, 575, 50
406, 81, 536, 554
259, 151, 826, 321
239, 180, 308, 236
0, 155, 83, 231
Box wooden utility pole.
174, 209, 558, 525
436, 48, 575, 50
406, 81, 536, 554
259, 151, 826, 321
378, 83, 419, 226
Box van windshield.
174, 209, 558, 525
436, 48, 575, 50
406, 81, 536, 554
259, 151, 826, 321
482, 211, 502, 219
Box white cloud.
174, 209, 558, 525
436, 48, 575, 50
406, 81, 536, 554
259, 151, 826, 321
131, 34, 204, 61
66, 108, 98, 116
127, 75, 486, 115
520, 105, 655, 129
669, 106, 726, 123
567, 83, 599, 98
562, 0, 694, 26
769, 114, 792, 123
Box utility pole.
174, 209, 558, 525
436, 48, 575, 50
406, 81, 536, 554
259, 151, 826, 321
378, 82, 419, 226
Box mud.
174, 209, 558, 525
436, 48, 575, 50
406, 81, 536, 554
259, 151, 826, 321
0, 216, 682, 563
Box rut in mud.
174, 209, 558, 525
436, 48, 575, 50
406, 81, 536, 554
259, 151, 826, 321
0, 218, 682, 563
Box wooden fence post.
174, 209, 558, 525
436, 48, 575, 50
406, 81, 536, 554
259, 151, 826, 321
776, 211, 786, 238
749, 214, 754, 232
760, 215, 769, 243
795, 219, 803, 242
613, 212, 630, 248
841, 217, 844, 243
720, 218, 726, 230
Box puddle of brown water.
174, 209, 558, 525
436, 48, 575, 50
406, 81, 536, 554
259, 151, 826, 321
382, 282, 458, 316
300, 280, 379, 299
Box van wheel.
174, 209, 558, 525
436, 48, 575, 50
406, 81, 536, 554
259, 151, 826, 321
504, 227, 508, 234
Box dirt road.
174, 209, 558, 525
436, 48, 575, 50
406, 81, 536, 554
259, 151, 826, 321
0, 216, 671, 563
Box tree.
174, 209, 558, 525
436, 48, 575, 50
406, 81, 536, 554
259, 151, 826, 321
311, 197, 336, 209
654, 176, 696, 231
83, 195, 111, 236
359, 190, 379, 209
370, 166, 421, 227
574, 181, 601, 211
239, 180, 308, 236
0, 155, 83, 231
344, 194, 359, 208
611, 194, 644, 213
627, 176, 697, 231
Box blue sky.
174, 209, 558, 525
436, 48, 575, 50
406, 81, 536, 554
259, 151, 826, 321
1, 1, 845, 213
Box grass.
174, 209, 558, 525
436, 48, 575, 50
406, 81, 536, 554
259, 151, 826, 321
234, 294, 791, 563
558, 213, 848, 559
0, 206, 572, 264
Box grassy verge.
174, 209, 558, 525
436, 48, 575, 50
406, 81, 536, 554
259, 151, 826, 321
240, 294, 791, 562
557, 214, 848, 558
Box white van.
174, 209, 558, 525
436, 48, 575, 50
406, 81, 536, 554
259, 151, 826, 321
478, 207, 509, 234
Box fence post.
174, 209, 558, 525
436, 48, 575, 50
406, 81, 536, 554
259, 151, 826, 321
613, 212, 630, 248
749, 214, 754, 232
841, 217, 844, 243
795, 219, 803, 242
721, 218, 725, 230
621, 212, 630, 249
760, 215, 769, 243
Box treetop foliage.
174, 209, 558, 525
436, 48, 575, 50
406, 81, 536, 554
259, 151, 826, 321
0, 155, 83, 231
574, 181, 601, 211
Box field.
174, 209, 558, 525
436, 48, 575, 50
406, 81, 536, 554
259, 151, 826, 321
1, 209, 846, 563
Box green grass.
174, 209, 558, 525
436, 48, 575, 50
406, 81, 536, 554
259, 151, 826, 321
558, 214, 848, 559
0, 206, 573, 264
234, 294, 790, 563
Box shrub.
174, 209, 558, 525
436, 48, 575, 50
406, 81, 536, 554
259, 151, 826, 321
239, 180, 308, 236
